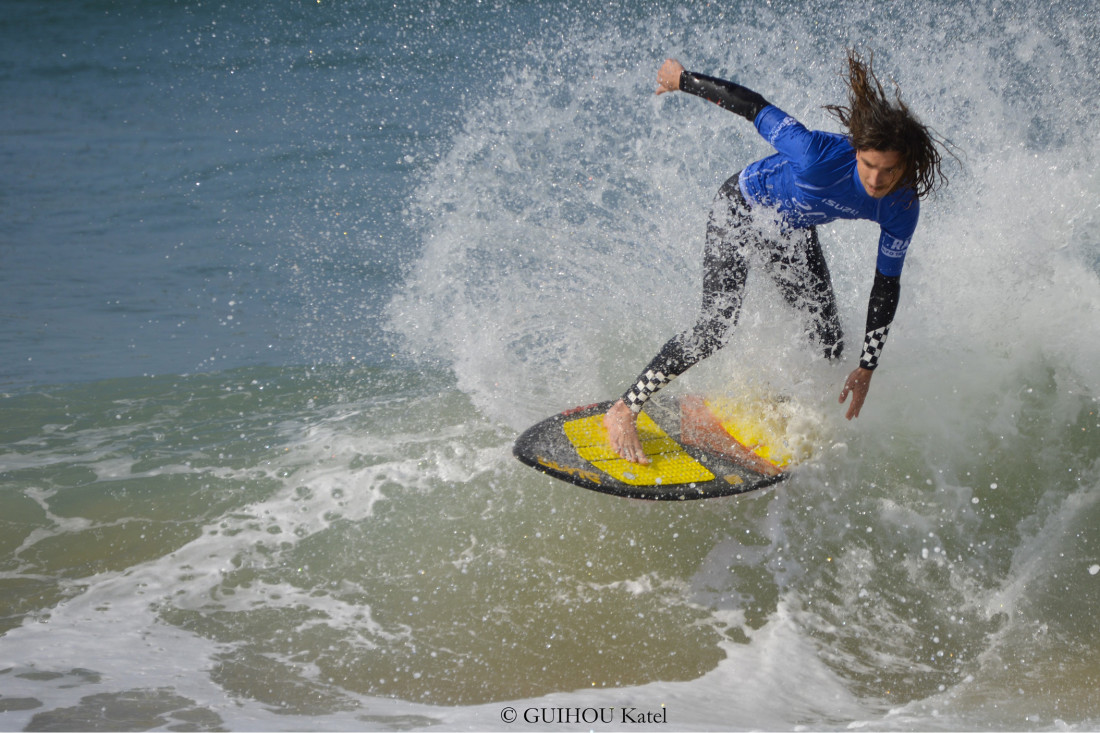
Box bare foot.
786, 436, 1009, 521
603, 400, 650, 465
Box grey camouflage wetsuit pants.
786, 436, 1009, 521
621, 173, 843, 414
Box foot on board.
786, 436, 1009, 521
602, 399, 650, 465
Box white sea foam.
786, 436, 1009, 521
3, 0, 1100, 730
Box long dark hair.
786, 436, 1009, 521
824, 50, 950, 200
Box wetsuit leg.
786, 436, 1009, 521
621, 175, 751, 413
765, 226, 844, 360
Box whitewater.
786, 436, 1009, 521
2, 0, 1099, 729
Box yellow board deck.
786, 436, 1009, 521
563, 412, 716, 486
514, 393, 814, 500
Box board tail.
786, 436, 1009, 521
678, 396, 784, 477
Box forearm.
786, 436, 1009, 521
859, 269, 901, 370
678, 70, 770, 122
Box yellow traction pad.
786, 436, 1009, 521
562, 412, 715, 486
704, 397, 793, 468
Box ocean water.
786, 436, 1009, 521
2, 0, 1100, 730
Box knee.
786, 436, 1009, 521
716, 175, 741, 201
690, 318, 732, 360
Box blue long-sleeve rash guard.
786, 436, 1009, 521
677, 69, 914, 370
740, 106, 919, 278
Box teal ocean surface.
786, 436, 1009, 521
2, 0, 1099, 729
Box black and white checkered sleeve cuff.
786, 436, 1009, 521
624, 369, 674, 413
859, 326, 890, 370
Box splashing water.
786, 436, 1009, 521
3, 0, 1100, 730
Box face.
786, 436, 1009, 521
856, 149, 905, 198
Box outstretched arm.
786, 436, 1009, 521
839, 269, 901, 419
655, 58, 771, 123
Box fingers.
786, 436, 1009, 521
839, 369, 870, 420
845, 393, 863, 421
840, 382, 862, 420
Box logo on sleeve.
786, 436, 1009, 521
766, 116, 798, 146
881, 235, 911, 259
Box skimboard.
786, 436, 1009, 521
513, 393, 814, 500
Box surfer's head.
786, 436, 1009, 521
855, 148, 905, 199
825, 49, 950, 200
